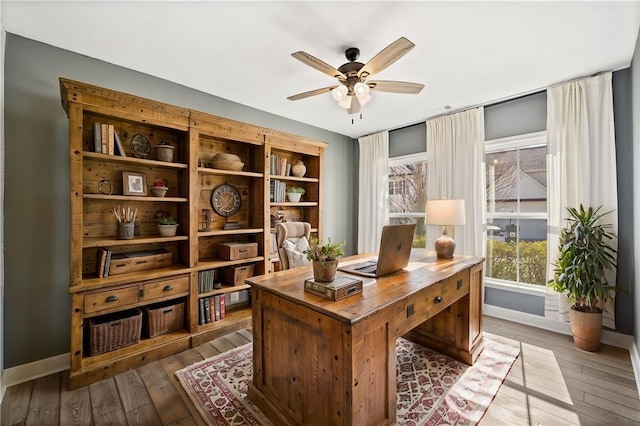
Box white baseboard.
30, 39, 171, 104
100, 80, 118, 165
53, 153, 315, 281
2, 352, 69, 391
484, 304, 640, 393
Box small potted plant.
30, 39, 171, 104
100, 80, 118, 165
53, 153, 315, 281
287, 186, 305, 203
549, 204, 617, 351
305, 237, 345, 282
158, 216, 179, 237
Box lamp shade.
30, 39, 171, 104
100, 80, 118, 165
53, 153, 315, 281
426, 199, 466, 226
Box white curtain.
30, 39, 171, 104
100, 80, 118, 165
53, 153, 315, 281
545, 72, 618, 328
357, 131, 389, 253
426, 107, 486, 257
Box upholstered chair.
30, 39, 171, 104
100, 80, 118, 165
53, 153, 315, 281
275, 222, 311, 270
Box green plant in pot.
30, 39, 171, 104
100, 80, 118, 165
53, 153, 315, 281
305, 237, 345, 282
286, 186, 305, 203
158, 216, 179, 237
549, 204, 617, 352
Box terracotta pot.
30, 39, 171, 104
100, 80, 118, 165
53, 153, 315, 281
312, 260, 338, 282
570, 306, 602, 352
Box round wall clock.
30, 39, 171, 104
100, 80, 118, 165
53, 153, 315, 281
211, 184, 242, 217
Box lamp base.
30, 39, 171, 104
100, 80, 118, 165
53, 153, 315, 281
434, 228, 456, 259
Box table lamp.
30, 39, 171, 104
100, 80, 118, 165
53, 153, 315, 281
425, 199, 466, 259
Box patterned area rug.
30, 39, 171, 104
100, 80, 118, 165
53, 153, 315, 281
175, 338, 519, 425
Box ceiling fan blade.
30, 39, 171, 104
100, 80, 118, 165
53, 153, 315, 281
358, 37, 415, 78
287, 86, 338, 101
348, 96, 361, 114
291, 51, 347, 80
368, 80, 424, 94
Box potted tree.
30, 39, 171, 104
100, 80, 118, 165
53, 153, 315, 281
549, 205, 617, 352
305, 237, 345, 282
158, 216, 179, 237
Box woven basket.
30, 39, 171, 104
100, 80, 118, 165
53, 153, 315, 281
209, 160, 244, 171
212, 153, 241, 162
144, 299, 185, 338
87, 309, 142, 356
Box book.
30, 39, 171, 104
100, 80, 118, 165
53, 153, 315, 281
198, 298, 205, 325
114, 128, 126, 157
107, 124, 115, 155
219, 294, 226, 319
204, 297, 211, 324
101, 124, 108, 154
93, 122, 102, 153
214, 295, 221, 321
96, 248, 107, 278
304, 276, 363, 301
103, 250, 112, 276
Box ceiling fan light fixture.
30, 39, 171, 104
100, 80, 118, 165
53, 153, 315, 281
354, 82, 370, 96
338, 96, 352, 109
331, 85, 349, 102
357, 93, 372, 107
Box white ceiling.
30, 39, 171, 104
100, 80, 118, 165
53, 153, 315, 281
3, 1, 639, 138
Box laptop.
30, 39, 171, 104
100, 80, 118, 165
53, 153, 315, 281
338, 223, 416, 278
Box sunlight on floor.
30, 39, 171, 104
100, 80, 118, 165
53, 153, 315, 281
483, 332, 581, 425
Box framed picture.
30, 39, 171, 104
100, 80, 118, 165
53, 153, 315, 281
122, 171, 148, 196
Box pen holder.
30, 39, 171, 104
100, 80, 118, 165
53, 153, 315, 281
117, 222, 135, 240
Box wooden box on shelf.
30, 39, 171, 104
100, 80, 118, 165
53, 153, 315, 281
220, 263, 255, 286
87, 308, 143, 356
108, 249, 172, 276
143, 299, 185, 338
217, 242, 258, 260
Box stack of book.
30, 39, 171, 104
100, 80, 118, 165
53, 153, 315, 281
270, 154, 291, 176
96, 248, 112, 277
270, 180, 287, 202
198, 294, 226, 325
223, 222, 241, 230
198, 269, 215, 293
93, 122, 126, 156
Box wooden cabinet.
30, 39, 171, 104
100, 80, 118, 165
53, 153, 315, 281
61, 78, 327, 388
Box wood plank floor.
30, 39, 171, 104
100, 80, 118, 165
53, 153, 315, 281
2, 318, 638, 425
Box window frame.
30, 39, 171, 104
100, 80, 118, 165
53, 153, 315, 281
485, 131, 547, 295
388, 152, 427, 220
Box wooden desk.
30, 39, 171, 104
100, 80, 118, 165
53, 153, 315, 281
247, 251, 485, 425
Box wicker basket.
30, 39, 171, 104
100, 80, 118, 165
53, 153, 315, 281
209, 160, 244, 171
87, 309, 142, 356
144, 299, 185, 338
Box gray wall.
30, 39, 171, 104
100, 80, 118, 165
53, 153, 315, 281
3, 34, 356, 368
631, 25, 640, 357
389, 123, 426, 157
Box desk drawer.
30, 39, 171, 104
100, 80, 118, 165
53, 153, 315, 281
396, 270, 469, 336
84, 286, 139, 314
141, 275, 189, 302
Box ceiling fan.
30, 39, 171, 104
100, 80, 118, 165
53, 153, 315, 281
287, 37, 424, 115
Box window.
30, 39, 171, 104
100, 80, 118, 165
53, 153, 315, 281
388, 153, 427, 248
485, 131, 547, 290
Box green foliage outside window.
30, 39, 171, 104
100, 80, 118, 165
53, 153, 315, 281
487, 240, 547, 285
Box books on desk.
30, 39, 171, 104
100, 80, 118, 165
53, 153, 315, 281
304, 276, 363, 300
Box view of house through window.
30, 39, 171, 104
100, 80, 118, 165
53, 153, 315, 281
485, 132, 547, 288
389, 153, 427, 248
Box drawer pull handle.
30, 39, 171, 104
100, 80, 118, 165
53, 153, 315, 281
135, 260, 147, 265
434, 296, 443, 304
105, 295, 119, 303
163, 285, 173, 291
457, 279, 462, 289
